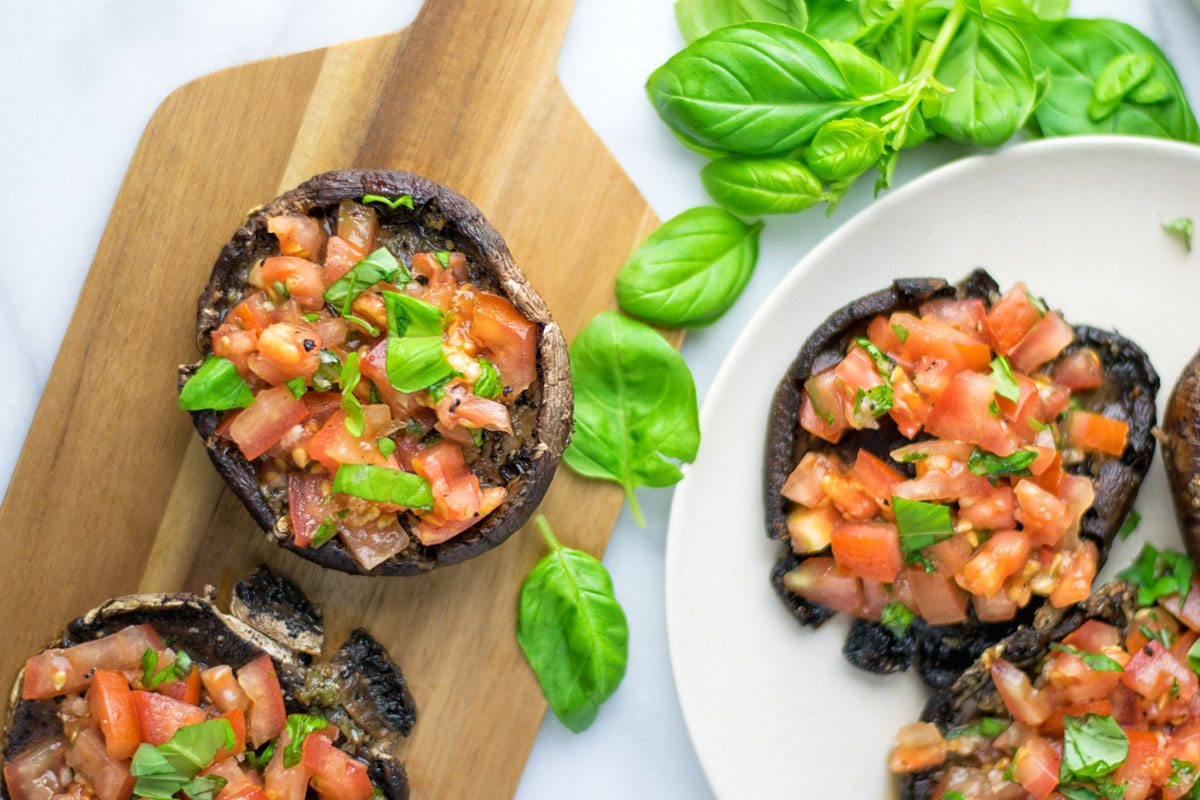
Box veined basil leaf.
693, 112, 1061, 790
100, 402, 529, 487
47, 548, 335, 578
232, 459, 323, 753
645, 22, 895, 156
615, 207, 761, 328
1089, 53, 1155, 122
474, 358, 502, 399
323, 247, 407, 312
1050, 643, 1124, 673
1117, 545, 1195, 607
804, 118, 886, 181
805, 0, 863, 40
385, 336, 455, 393
282, 715, 328, 768
700, 157, 827, 216
564, 312, 700, 525
362, 194, 413, 211
1025, 20, 1199, 142
339, 352, 365, 438
963, 0, 1068, 23
179, 356, 254, 411
990, 355, 1020, 402
674, 0, 808, 43
946, 717, 1010, 739
331, 464, 433, 511
967, 447, 1037, 477
880, 602, 915, 639
1164, 217, 1195, 252
131, 719, 236, 800
894, 497, 954, 554
381, 290, 444, 337
517, 515, 629, 733
1060, 715, 1128, 782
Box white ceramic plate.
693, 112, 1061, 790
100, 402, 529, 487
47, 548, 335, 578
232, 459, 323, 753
665, 136, 1200, 799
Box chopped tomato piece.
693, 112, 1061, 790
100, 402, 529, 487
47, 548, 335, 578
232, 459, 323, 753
892, 461, 992, 503
237, 655, 287, 747
925, 371, 1019, 456
2, 739, 67, 800
781, 452, 838, 508
302, 734, 374, 800
781, 557, 863, 616
1010, 311, 1075, 373
306, 410, 393, 473
337, 200, 378, 256
87, 671, 140, 760
1115, 729, 1171, 799
22, 625, 164, 699
867, 315, 911, 366
907, 567, 968, 625
1041, 700, 1112, 735
212, 324, 259, 375
264, 730, 309, 800
849, 450, 904, 507
1049, 540, 1098, 608
224, 787, 270, 800
201, 758, 262, 800
412, 486, 507, 547
1014, 479, 1072, 548
830, 521, 901, 583
890, 312, 991, 372
268, 216, 325, 261
929, 536, 973, 575
823, 473, 879, 520
985, 283, 1043, 355
260, 257, 327, 311
132, 691, 206, 746
800, 386, 846, 444
433, 380, 513, 434
230, 386, 309, 461
912, 356, 954, 402
1123, 640, 1198, 701
230, 291, 274, 336
412, 441, 482, 521
249, 323, 322, 384
324, 236, 363, 283
958, 485, 1016, 531
888, 368, 930, 439
469, 293, 537, 396
956, 529, 1031, 598
66, 729, 134, 800
213, 708, 247, 761
1012, 735, 1061, 800
918, 298, 987, 341
336, 513, 411, 571
288, 473, 336, 548
157, 663, 201, 706
1052, 348, 1104, 390
1064, 410, 1129, 456
992, 659, 1052, 725
834, 346, 884, 397
888, 722, 947, 773
973, 590, 1018, 622
786, 505, 839, 554
201, 665, 251, 713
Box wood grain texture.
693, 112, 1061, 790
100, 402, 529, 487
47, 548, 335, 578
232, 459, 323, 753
0, 1, 658, 797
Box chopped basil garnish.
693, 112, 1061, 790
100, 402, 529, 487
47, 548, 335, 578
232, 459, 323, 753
1060, 714, 1128, 782
284, 378, 307, 399
340, 352, 365, 438
853, 337, 893, 378
323, 247, 408, 313
377, 437, 397, 458
434, 250, 452, 269
130, 718, 236, 800
1118, 510, 1142, 540
386, 336, 456, 393
331, 464, 433, 511
469, 427, 484, 447
1028, 417, 1052, 433
345, 315, 381, 337
141, 648, 193, 689
1050, 643, 1124, 672
1164, 217, 1195, 252
946, 717, 1009, 739
302, 313, 321, 323
272, 280, 291, 301
989, 355, 1020, 403
942, 793, 964, 800
311, 522, 336, 549
312, 349, 341, 392
179, 356, 254, 411
1117, 544, 1195, 606
907, 551, 936, 573
894, 497, 954, 556
890, 324, 909, 343
382, 291, 443, 337
1170, 759, 1197, 790
1140, 623, 1174, 649
988, 398, 1001, 418
243, 740, 277, 772
880, 602, 915, 639
362, 194, 414, 211
282, 715, 329, 768
852, 384, 893, 426
474, 358, 502, 399
967, 448, 1037, 478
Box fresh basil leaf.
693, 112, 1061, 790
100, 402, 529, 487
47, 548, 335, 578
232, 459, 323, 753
700, 157, 827, 216
517, 515, 629, 733
331, 464, 433, 511
1118, 510, 1141, 540
131, 719, 236, 800
1025, 20, 1199, 142
285, 377, 307, 399
852, 384, 893, 425
674, 0, 808, 43
311, 522, 336, 549
963, 0, 1068, 23
615, 207, 761, 328
312, 349, 341, 392
179, 356, 254, 411
376, 437, 396, 458
942, 793, 965, 800
1117, 544, 1195, 607
967, 447, 1037, 477
891, 323, 909, 343
1164, 217, 1195, 252
243, 740, 277, 772
324, 247, 406, 312
302, 313, 321, 323
805, 0, 864, 40
1131, 78, 1171, 105
854, 337, 894, 378
1060, 714, 1128, 782
990, 355, 1020, 402
381, 291, 444, 338
803, 119, 887, 181
474, 358, 502, 399
181, 775, 227, 800
1089, 53, 1155, 122
1028, 416, 1051, 433
141, 648, 193, 689
894, 497, 954, 554
946, 717, 1010, 739
345, 315, 380, 337
563, 312, 700, 526
385, 336, 455, 393
340, 352, 365, 438
988, 398, 1001, 417
931, 16, 1037, 147
362, 194, 413, 211
1050, 643, 1124, 673
645, 22, 895, 156
433, 250, 452, 269
282, 714, 329, 768
880, 602, 915, 639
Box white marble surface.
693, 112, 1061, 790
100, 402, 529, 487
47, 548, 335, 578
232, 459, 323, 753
2, 1, 1199, 797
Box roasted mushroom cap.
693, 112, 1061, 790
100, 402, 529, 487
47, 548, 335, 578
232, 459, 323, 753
899, 582, 1137, 800
764, 269, 1159, 688
1162, 348, 1200, 564
1, 567, 416, 800
179, 169, 572, 576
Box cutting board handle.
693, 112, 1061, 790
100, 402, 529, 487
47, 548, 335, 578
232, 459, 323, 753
411, 0, 577, 78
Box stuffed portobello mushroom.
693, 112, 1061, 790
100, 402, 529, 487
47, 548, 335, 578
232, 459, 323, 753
1, 568, 416, 800
765, 270, 1158, 688
178, 170, 572, 576
1162, 347, 1200, 566
891, 564, 1200, 800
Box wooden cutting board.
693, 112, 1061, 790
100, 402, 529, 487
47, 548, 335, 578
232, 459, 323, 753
0, 2, 659, 797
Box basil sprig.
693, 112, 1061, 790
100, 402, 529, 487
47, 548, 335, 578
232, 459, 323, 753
893, 497, 954, 556
1164, 217, 1195, 252
989, 355, 1020, 402
945, 717, 1009, 740
323, 247, 409, 313
130, 719, 236, 800
1117, 544, 1195, 606
854, 337, 894, 378
331, 464, 433, 511
179, 356, 254, 411
517, 515, 629, 732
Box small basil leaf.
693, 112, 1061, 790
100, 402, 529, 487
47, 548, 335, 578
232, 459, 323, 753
385, 336, 455, 393
179, 356, 254, 411
381, 291, 444, 338
323, 247, 406, 312
880, 602, 915, 639
433, 250, 452, 269
894, 497, 954, 555
331, 464, 433, 511
674, 0, 808, 43
989, 355, 1020, 402
1164, 217, 1195, 252
517, 516, 629, 733
700, 157, 827, 216
967, 447, 1037, 477
362, 194, 413, 210
340, 352, 365, 438
285, 377, 308, 399
1049, 644, 1124, 673
474, 358, 502, 399
282, 714, 329, 768
803, 119, 886, 181
1059, 715, 1128, 782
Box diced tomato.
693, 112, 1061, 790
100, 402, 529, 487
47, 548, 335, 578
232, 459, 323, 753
324, 236, 363, 283
867, 315, 912, 366
412, 441, 482, 521
919, 298, 987, 341
249, 323, 323, 385
302, 734, 374, 800
890, 440, 974, 463
1011, 312, 1075, 374
1163, 580, 1200, 631
1064, 411, 1129, 456
959, 486, 1016, 531
86, 671, 140, 760
1064, 620, 1122, 653
1012, 735, 1061, 800
888, 368, 930, 438
930, 536, 973, 576
992, 659, 1052, 725
1041, 700, 1112, 735
201, 758, 262, 800
132, 691, 206, 746
830, 521, 901, 583
230, 386, 309, 461
1127, 608, 1181, 654
956, 529, 1031, 598
986, 283, 1043, 355
469, 293, 537, 396
1169, 722, 1200, 780
268, 216, 326, 261
1046, 648, 1124, 704
1052, 348, 1103, 390
908, 567, 968, 625
260, 257, 327, 311
781, 557, 863, 615
787, 505, 839, 554
888, 722, 947, 773
925, 371, 1020, 456
336, 200, 378, 256
1049, 541, 1098, 608
336, 513, 411, 570
412, 486, 507, 547
288, 472, 336, 547
1038, 381, 1072, 420
913, 356, 954, 402
1114, 729, 1171, 800
264, 730, 309, 800
892, 461, 992, 503
306, 410, 392, 473
1124, 640, 1198, 701
996, 374, 1041, 433
835, 347, 884, 397
823, 473, 879, 521
1014, 479, 1072, 548
800, 370, 848, 444
201, 665, 251, 713
213, 708, 247, 761
782, 453, 839, 507
212, 324, 259, 375
890, 312, 991, 372
1058, 473, 1096, 537
973, 590, 1018, 622
2, 738, 67, 800
237, 655, 287, 747
66, 729, 134, 800
157, 663, 201, 706
433, 380, 513, 434
849, 450, 903, 506
22, 625, 164, 699
230, 291, 274, 336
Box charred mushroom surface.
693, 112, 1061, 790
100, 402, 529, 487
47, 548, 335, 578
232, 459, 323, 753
764, 270, 1158, 688
1164, 347, 1200, 564
1, 570, 415, 800
179, 170, 572, 576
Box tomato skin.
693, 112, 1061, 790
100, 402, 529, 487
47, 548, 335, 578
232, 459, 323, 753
2, 738, 67, 800
268, 216, 326, 261
888, 368, 930, 439
993, 659, 1052, 725
781, 557, 863, 616
1064, 411, 1129, 456
201, 758, 263, 800
919, 298, 987, 341
132, 690, 206, 746
230, 386, 309, 461
925, 371, 1020, 456
469, 293, 537, 396
1049, 541, 1098, 609
22, 625, 164, 699
237, 655, 287, 747
985, 283, 1043, 355
66, 729, 135, 800
782, 452, 839, 508
830, 521, 902, 583
1011, 311, 1075, 374
201, 665, 251, 713
306, 409, 394, 474
260, 257, 327, 311
907, 567, 968, 625
1012, 735, 1061, 800
302, 734, 375, 800
1052, 348, 1104, 390
956, 529, 1031, 598
86, 670, 140, 760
